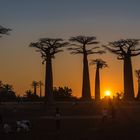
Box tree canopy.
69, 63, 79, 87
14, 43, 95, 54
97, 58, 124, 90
0, 81, 16, 100
68, 36, 104, 55
90, 59, 108, 69
104, 39, 140, 59
30, 38, 69, 63
0, 25, 11, 37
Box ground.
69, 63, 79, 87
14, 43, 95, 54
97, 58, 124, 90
0, 100, 140, 140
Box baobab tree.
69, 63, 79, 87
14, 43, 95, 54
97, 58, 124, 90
90, 59, 107, 101
31, 81, 39, 95
135, 69, 140, 100
68, 36, 104, 100
104, 39, 140, 100
30, 38, 69, 103
0, 25, 11, 37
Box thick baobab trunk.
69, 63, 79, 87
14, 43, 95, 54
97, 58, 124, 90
34, 86, 37, 95
39, 84, 42, 98
82, 53, 91, 100
137, 79, 140, 100
95, 67, 100, 101
123, 56, 134, 100
45, 56, 54, 103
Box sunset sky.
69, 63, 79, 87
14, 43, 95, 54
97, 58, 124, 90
0, 0, 140, 98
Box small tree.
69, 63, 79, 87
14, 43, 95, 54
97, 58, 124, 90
30, 38, 69, 103
115, 92, 123, 100
24, 90, 39, 100
0, 83, 16, 100
104, 39, 140, 100
0, 81, 3, 88
38, 81, 43, 97
3, 84, 13, 92
135, 70, 140, 100
53, 86, 74, 101
68, 35, 104, 100
24, 90, 32, 97
90, 59, 107, 101
31, 81, 39, 95
0, 25, 11, 37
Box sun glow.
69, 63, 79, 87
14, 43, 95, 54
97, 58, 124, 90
104, 90, 111, 97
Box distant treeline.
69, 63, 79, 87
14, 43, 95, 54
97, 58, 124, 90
0, 81, 77, 102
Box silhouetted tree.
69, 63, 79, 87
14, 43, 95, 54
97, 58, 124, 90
0, 81, 3, 88
24, 90, 32, 97
24, 90, 39, 100
115, 92, 123, 100
53, 86, 75, 101
0, 83, 16, 100
0, 25, 11, 37
38, 81, 43, 97
0, 81, 3, 103
31, 81, 39, 95
30, 38, 69, 103
135, 70, 140, 100
104, 39, 140, 100
3, 84, 13, 92
90, 59, 107, 101
68, 36, 104, 100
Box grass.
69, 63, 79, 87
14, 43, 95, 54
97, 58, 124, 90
0, 101, 140, 140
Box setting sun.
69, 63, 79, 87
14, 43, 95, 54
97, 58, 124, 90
104, 90, 111, 97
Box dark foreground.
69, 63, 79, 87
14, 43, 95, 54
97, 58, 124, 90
0, 101, 140, 140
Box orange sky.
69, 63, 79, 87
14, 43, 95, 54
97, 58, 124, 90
0, 37, 140, 98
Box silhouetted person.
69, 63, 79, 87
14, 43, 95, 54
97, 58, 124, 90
55, 108, 61, 131
102, 108, 108, 122
17, 97, 21, 104
108, 100, 116, 120
0, 113, 3, 129
0, 113, 3, 133
16, 120, 31, 132
0, 114, 2, 122
110, 105, 116, 120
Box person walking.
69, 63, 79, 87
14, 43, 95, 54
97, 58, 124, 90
55, 108, 61, 131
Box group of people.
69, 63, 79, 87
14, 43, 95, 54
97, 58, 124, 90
102, 100, 116, 122
54, 104, 117, 132
0, 102, 116, 134
0, 119, 32, 134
